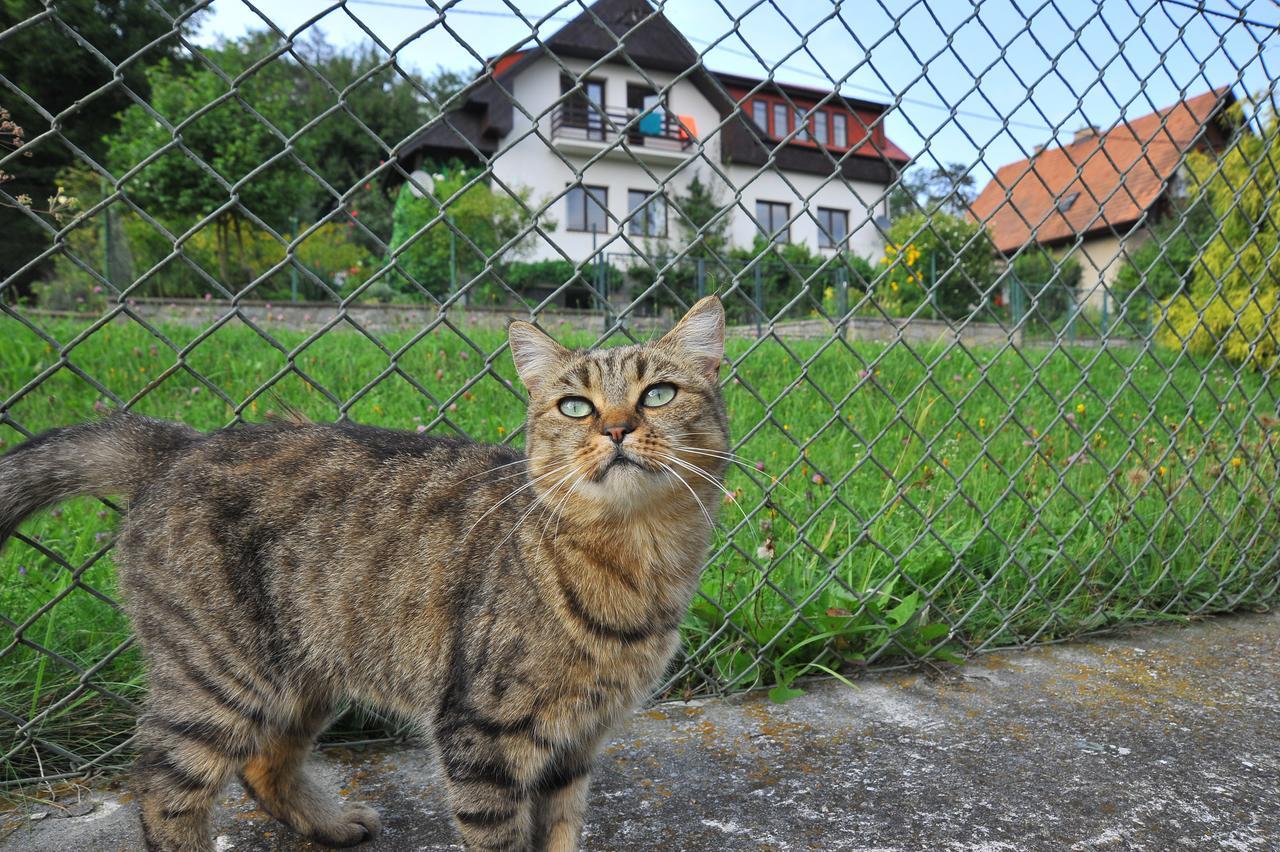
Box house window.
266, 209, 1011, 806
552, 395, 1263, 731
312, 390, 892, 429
567, 184, 608, 232
752, 100, 769, 132
1056, 192, 1080, 213
813, 111, 828, 145
772, 103, 788, 138
817, 207, 848, 249
832, 113, 848, 148
756, 200, 790, 244
627, 189, 666, 237
794, 109, 809, 141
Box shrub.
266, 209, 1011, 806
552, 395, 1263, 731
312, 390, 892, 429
1110, 201, 1216, 334
384, 171, 534, 299
1158, 117, 1280, 371
505, 259, 622, 295
881, 212, 998, 319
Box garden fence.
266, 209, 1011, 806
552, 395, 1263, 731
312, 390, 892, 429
3, 0, 1280, 787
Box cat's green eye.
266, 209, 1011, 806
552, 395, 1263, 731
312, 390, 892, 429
558, 397, 594, 418
641, 383, 677, 408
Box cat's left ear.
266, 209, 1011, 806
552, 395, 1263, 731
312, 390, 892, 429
508, 321, 569, 394
660, 296, 724, 381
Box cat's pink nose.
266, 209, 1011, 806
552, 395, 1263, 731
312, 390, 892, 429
602, 423, 633, 445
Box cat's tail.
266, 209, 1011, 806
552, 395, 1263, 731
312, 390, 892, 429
0, 412, 198, 550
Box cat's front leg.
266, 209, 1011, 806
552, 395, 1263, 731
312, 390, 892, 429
530, 751, 595, 852
432, 713, 599, 852
433, 718, 543, 851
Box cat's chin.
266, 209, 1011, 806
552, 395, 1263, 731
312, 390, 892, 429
571, 464, 672, 512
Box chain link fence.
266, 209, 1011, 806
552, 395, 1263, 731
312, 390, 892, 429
3, 0, 1280, 786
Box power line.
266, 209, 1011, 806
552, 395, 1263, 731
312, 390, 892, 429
345, 0, 1055, 131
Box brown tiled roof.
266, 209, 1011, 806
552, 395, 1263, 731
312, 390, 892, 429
969, 88, 1233, 254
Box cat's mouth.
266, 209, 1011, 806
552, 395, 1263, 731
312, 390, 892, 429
598, 450, 648, 480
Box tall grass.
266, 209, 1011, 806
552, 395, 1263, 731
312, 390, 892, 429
2, 314, 1278, 779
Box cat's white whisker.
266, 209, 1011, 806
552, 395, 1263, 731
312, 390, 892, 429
653, 460, 716, 529
651, 450, 750, 525
549, 467, 595, 552
464, 460, 577, 539
495, 462, 584, 553
534, 463, 588, 558
669, 444, 804, 498
453, 456, 531, 484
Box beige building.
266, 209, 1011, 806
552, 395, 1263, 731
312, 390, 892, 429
969, 89, 1236, 311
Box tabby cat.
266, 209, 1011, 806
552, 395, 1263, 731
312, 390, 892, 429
0, 296, 729, 851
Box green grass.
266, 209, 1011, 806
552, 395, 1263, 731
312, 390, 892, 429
2, 313, 1278, 780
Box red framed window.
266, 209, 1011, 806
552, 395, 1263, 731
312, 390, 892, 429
748, 95, 869, 152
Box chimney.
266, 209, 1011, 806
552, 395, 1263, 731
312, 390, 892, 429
1073, 125, 1100, 143
1032, 143, 1046, 156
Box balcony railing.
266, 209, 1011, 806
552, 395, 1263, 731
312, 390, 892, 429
550, 103, 693, 152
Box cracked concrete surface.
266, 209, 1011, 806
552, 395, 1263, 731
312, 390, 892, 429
4, 611, 1278, 850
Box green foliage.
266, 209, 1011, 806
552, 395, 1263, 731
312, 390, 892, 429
0, 0, 195, 293
1009, 246, 1083, 324
384, 172, 534, 299
672, 173, 731, 258
1159, 120, 1280, 371
503, 259, 623, 307
880, 212, 998, 319
99, 31, 453, 295
887, 162, 977, 220
1111, 201, 1217, 333
724, 238, 825, 323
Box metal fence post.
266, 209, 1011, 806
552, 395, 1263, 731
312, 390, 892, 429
290, 214, 299, 302
754, 264, 764, 338
837, 266, 849, 329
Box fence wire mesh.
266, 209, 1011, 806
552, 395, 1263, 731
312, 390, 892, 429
3, 0, 1280, 786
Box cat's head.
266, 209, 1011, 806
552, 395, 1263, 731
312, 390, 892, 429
508, 296, 729, 515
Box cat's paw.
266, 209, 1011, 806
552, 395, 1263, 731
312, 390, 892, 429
306, 801, 382, 848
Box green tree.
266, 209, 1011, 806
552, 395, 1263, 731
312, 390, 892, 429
102, 31, 453, 294
383, 169, 534, 301
1110, 200, 1216, 332
1160, 117, 1279, 370
0, 0, 196, 294
888, 163, 977, 220
881, 212, 997, 319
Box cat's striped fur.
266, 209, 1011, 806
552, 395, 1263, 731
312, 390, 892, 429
0, 297, 728, 851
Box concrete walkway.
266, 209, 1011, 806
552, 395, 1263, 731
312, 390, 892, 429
4, 611, 1278, 851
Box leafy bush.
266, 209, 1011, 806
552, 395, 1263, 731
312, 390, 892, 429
1158, 116, 1280, 371
385, 172, 534, 299
880, 212, 998, 319
504, 259, 622, 296
1111, 201, 1216, 333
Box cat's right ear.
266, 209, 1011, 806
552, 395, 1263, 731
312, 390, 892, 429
508, 321, 569, 395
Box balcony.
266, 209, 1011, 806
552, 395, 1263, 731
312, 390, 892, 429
549, 104, 695, 166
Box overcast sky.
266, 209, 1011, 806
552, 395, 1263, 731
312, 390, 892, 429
193, 0, 1280, 185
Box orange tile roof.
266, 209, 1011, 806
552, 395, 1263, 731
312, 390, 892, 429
491, 49, 532, 77
969, 88, 1231, 254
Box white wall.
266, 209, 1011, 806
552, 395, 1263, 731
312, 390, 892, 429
719, 165, 889, 261
490, 56, 889, 267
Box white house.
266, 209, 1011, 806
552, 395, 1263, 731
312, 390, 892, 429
393, 0, 910, 301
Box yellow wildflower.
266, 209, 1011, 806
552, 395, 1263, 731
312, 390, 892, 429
1231, 457, 1243, 468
